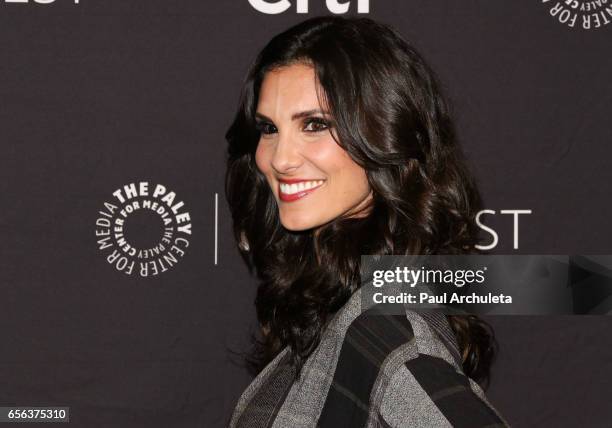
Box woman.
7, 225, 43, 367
225, 16, 508, 427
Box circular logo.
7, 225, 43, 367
542, 0, 611, 30
95, 181, 192, 277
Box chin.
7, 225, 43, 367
279, 213, 323, 232
280, 219, 314, 232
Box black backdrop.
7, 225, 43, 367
1, 1, 611, 427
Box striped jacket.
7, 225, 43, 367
229, 286, 509, 427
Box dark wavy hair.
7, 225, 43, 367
225, 16, 497, 386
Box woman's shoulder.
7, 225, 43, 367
313, 293, 469, 425
319, 291, 509, 427
230, 288, 508, 427
345, 306, 509, 427
377, 353, 509, 427
326, 287, 463, 371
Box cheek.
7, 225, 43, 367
310, 142, 368, 190
254, 142, 270, 174
339, 164, 369, 199
307, 138, 346, 173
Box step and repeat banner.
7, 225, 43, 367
1, 1, 611, 427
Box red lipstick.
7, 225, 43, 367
278, 179, 325, 202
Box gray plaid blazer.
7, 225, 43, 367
229, 287, 509, 427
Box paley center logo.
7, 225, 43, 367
95, 181, 192, 277
541, 0, 611, 29
249, 0, 369, 14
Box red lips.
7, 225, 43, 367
278, 179, 325, 202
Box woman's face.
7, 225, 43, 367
255, 63, 372, 231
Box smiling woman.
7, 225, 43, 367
254, 63, 372, 230
225, 16, 508, 427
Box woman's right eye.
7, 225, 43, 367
255, 121, 277, 135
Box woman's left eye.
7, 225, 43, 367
303, 118, 330, 133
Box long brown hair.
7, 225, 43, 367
226, 16, 497, 386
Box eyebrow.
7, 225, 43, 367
255, 109, 330, 122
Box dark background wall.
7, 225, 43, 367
1, 1, 611, 427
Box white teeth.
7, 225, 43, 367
279, 180, 324, 195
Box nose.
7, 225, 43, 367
270, 132, 302, 174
